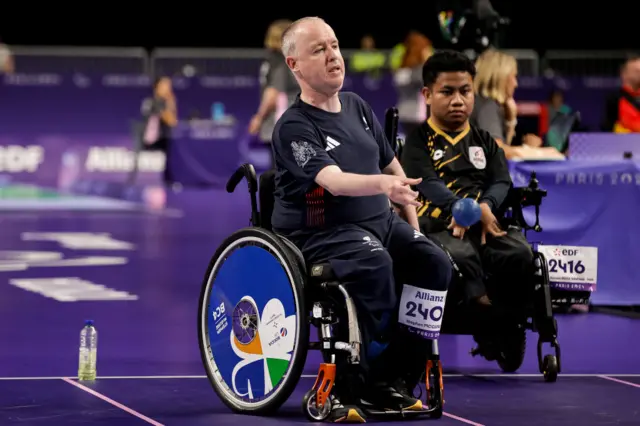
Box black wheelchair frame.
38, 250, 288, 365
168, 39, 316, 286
199, 107, 563, 422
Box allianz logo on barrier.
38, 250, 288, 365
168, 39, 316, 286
85, 147, 165, 173
0, 145, 44, 172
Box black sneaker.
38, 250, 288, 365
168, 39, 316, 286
327, 396, 367, 423
361, 379, 423, 412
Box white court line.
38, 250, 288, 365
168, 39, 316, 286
61, 377, 164, 426
598, 375, 640, 389
2, 373, 640, 380
443, 412, 485, 426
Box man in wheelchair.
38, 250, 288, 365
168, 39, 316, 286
270, 17, 453, 422
401, 50, 537, 357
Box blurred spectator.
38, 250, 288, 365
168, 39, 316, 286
392, 32, 433, 136
538, 89, 577, 154
389, 43, 405, 71
471, 48, 518, 157
349, 35, 386, 76
0, 42, 14, 74
249, 19, 299, 146
140, 76, 178, 184
471, 49, 563, 160
539, 89, 572, 136
601, 55, 640, 133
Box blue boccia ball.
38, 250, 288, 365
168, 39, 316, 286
452, 198, 482, 227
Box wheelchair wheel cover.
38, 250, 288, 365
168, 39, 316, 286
198, 227, 309, 414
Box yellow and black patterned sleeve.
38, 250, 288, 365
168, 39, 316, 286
401, 129, 460, 212
478, 129, 512, 211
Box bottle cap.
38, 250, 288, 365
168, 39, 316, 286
85, 320, 94, 327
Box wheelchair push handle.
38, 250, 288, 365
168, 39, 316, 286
520, 171, 547, 207
226, 163, 258, 194
226, 163, 261, 227
384, 107, 400, 154
515, 171, 547, 234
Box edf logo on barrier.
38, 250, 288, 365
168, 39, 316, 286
554, 248, 579, 256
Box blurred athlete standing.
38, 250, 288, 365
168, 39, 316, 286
392, 32, 433, 136
248, 20, 300, 146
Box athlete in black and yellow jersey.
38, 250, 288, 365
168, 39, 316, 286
401, 50, 534, 307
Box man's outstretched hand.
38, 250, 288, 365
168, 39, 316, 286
381, 176, 422, 207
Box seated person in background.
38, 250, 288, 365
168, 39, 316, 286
601, 55, 640, 133
0, 42, 14, 74
401, 50, 534, 309
272, 17, 452, 423
470, 49, 518, 156
471, 49, 561, 160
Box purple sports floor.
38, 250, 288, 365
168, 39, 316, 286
1, 187, 639, 425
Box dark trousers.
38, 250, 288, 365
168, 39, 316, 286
144, 137, 172, 184
281, 210, 452, 388
426, 222, 534, 307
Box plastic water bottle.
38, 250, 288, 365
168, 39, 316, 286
78, 320, 97, 381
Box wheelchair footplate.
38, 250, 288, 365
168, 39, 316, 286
304, 290, 444, 421
358, 356, 444, 420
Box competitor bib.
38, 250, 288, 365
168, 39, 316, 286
398, 285, 447, 339
537, 245, 598, 292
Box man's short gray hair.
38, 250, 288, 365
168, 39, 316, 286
281, 16, 326, 57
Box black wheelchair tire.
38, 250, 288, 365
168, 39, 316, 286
198, 227, 310, 415
496, 328, 526, 373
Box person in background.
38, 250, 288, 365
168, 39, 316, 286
470, 49, 560, 160
392, 32, 433, 136
0, 41, 14, 74
140, 76, 178, 185
470, 49, 518, 158
537, 89, 574, 154
248, 19, 299, 147
601, 55, 640, 133
349, 35, 386, 77
539, 89, 571, 135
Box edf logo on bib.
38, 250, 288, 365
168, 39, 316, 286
469, 146, 486, 169
554, 247, 579, 256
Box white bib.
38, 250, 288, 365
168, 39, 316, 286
398, 285, 447, 339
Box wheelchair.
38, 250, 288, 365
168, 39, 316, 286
197, 107, 575, 421
387, 107, 583, 382
197, 159, 445, 420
